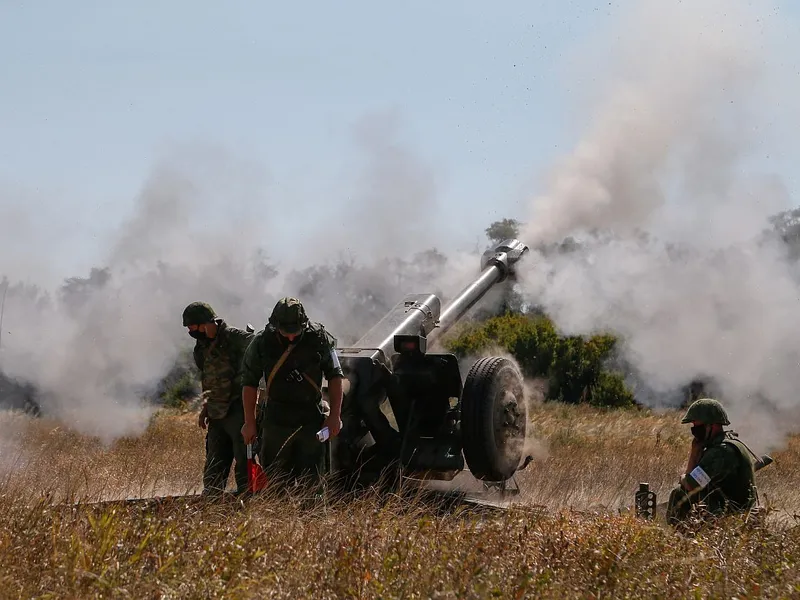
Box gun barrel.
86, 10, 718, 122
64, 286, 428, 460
351, 293, 441, 359
427, 266, 503, 344
428, 238, 529, 344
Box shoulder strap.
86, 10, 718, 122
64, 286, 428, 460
301, 372, 321, 395
720, 438, 744, 462
722, 433, 759, 464
264, 338, 298, 401
300, 328, 327, 395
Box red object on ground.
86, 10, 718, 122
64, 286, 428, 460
246, 444, 268, 492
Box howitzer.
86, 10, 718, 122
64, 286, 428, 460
328, 239, 533, 490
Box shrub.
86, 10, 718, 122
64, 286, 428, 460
161, 371, 199, 409
589, 371, 636, 408
442, 314, 635, 407
153, 349, 200, 410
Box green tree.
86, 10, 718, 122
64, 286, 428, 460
482, 218, 525, 316
485, 218, 521, 245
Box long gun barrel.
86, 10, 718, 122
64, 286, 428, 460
350, 239, 529, 357
429, 239, 528, 345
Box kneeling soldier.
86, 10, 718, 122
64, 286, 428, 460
666, 398, 759, 525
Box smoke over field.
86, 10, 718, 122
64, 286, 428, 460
0, 120, 479, 444
518, 0, 800, 452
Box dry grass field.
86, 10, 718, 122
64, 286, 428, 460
0, 399, 798, 599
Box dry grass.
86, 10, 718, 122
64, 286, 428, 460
1, 402, 799, 599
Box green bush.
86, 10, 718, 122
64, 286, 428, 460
161, 371, 199, 409
589, 371, 635, 408
442, 313, 635, 408
445, 313, 559, 377
154, 348, 200, 410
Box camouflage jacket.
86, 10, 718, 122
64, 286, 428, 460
193, 319, 254, 420
241, 321, 344, 427
685, 431, 757, 514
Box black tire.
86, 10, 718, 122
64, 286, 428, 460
461, 356, 528, 482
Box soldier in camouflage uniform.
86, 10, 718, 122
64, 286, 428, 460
183, 301, 255, 496
666, 398, 758, 525
240, 297, 344, 486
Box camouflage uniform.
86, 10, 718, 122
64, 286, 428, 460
241, 298, 344, 484
184, 302, 254, 495
667, 398, 757, 524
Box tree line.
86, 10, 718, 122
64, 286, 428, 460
4, 207, 800, 413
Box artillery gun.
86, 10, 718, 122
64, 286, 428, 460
329, 238, 533, 493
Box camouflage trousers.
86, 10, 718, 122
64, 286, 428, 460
204, 402, 248, 495
258, 416, 328, 487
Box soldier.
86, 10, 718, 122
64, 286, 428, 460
240, 297, 344, 487
666, 398, 758, 525
183, 301, 255, 497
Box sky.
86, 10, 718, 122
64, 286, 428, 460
1, 0, 798, 288
0, 0, 641, 286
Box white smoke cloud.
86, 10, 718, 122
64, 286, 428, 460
0, 118, 484, 444
519, 0, 800, 452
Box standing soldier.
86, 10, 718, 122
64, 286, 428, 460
183, 301, 254, 497
666, 398, 760, 525
240, 297, 344, 488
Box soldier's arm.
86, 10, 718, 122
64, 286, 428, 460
240, 334, 264, 427
230, 329, 255, 382
319, 333, 345, 420
680, 445, 737, 497
192, 344, 209, 422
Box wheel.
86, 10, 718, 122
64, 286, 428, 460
461, 356, 528, 481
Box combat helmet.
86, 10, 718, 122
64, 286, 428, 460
182, 302, 216, 326
681, 398, 730, 426
269, 297, 308, 335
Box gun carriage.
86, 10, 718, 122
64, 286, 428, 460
329, 239, 533, 491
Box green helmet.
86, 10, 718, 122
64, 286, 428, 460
182, 302, 216, 326
269, 297, 308, 335
681, 398, 730, 426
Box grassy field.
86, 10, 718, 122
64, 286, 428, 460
0, 399, 798, 599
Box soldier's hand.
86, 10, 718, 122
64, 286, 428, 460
686, 438, 703, 471
690, 437, 704, 457
322, 414, 342, 438
198, 403, 209, 430
241, 421, 258, 444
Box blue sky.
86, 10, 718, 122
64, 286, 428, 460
1, 1, 797, 285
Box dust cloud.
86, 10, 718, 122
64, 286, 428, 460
0, 116, 481, 445
455, 346, 550, 466
518, 0, 800, 453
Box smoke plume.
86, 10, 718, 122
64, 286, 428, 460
0, 117, 481, 444
519, 0, 800, 452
